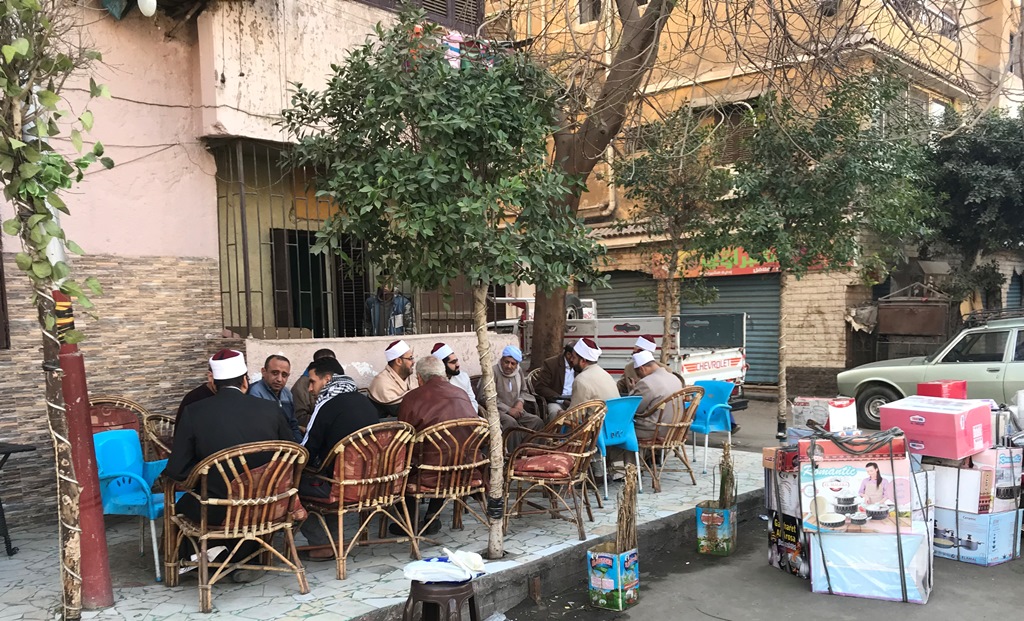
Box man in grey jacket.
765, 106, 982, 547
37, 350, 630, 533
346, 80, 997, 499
629, 350, 683, 440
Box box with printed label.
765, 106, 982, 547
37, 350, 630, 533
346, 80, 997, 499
769, 510, 809, 578
587, 543, 639, 610
792, 397, 857, 431
934, 447, 1022, 514
879, 396, 992, 460
916, 380, 967, 400
807, 532, 932, 604
932, 508, 1023, 566
763, 446, 799, 472
798, 435, 924, 535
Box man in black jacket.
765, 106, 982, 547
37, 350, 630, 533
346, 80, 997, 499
298, 357, 379, 559
163, 349, 296, 580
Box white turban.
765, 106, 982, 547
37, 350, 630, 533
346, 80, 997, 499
385, 339, 411, 362
573, 338, 601, 362
209, 349, 247, 380
635, 335, 657, 352
632, 350, 655, 367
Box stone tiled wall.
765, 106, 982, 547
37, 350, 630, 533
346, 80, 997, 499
0, 254, 235, 527
783, 270, 872, 396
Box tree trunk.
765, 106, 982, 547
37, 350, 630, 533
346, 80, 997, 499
473, 283, 505, 559
660, 269, 679, 364
776, 272, 788, 440
37, 292, 82, 620
529, 287, 567, 370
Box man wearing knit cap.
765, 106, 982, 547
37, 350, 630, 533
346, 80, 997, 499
483, 345, 542, 451
629, 350, 684, 439
430, 342, 478, 407
368, 339, 416, 418
617, 334, 665, 395
164, 349, 295, 580
568, 337, 618, 409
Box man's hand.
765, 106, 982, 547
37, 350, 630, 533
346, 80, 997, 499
509, 401, 526, 419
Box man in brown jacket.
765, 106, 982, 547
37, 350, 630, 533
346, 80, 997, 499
531, 345, 575, 421
395, 355, 478, 535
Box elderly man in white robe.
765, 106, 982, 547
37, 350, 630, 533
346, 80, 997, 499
481, 345, 543, 452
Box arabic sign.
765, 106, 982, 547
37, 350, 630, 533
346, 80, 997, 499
653, 248, 780, 279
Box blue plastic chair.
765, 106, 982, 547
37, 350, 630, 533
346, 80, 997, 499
94, 429, 174, 582
597, 396, 644, 499
691, 380, 734, 474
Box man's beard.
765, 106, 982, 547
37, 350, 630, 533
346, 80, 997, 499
445, 365, 459, 379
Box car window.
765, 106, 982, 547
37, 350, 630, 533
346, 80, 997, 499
940, 331, 1009, 364
1014, 331, 1024, 362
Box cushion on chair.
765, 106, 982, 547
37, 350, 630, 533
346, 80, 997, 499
227, 462, 306, 522
406, 474, 485, 494
512, 453, 574, 479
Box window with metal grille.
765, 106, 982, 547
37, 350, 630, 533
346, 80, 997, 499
355, 0, 482, 32
714, 105, 755, 165
214, 140, 506, 339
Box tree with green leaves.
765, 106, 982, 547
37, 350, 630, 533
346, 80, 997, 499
1, 0, 109, 617
281, 9, 603, 559
927, 109, 1024, 305
691, 69, 934, 435
613, 108, 733, 358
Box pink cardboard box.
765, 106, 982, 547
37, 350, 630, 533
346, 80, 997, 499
879, 396, 991, 460
916, 380, 967, 400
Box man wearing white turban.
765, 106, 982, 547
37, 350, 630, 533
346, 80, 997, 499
629, 350, 684, 440
567, 338, 619, 409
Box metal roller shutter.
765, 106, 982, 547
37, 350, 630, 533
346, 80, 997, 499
578, 271, 659, 317
681, 274, 780, 384
1008, 272, 1022, 308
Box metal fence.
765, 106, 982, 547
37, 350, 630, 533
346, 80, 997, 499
213, 140, 506, 339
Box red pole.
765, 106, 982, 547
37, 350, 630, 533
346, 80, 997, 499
56, 293, 114, 609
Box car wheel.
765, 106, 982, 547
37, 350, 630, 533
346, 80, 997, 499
856, 385, 899, 429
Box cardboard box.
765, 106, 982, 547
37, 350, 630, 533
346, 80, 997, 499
696, 501, 737, 556
933, 508, 1023, 566
934, 448, 1022, 514
769, 510, 809, 578
792, 397, 857, 431
798, 435, 924, 534
807, 532, 932, 604
917, 380, 967, 400
879, 396, 992, 460
587, 543, 639, 610
762, 446, 799, 472
765, 469, 801, 515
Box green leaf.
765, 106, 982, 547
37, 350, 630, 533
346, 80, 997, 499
63, 329, 87, 344
52, 261, 70, 280
70, 129, 83, 153
36, 89, 59, 109
26, 213, 47, 228
18, 162, 41, 178
92, 141, 104, 156
44, 314, 55, 331
0, 156, 13, 173
66, 239, 85, 255
14, 252, 31, 271
84, 50, 102, 61
84, 276, 103, 295
1, 46, 14, 64
2, 219, 20, 235
79, 110, 93, 131
100, 157, 114, 169
43, 219, 60, 237
31, 261, 52, 278
12, 38, 28, 56
9, 138, 25, 150
47, 193, 66, 212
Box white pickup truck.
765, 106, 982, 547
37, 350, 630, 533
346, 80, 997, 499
492, 298, 748, 409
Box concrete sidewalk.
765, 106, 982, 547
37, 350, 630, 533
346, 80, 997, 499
0, 447, 764, 620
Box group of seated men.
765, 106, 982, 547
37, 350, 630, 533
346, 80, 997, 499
162, 334, 732, 573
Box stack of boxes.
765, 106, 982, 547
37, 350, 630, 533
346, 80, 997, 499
880, 381, 1023, 567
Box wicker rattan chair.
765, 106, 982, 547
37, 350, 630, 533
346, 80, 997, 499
90, 395, 151, 445
504, 407, 606, 540
635, 386, 704, 492
407, 418, 490, 543
163, 441, 310, 613
143, 413, 176, 460
299, 421, 418, 579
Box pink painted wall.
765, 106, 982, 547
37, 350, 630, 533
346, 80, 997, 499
55, 8, 218, 259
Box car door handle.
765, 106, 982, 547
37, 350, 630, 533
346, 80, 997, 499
987, 368, 1001, 373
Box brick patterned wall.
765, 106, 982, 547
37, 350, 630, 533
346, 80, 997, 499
782, 271, 872, 396
0, 254, 237, 527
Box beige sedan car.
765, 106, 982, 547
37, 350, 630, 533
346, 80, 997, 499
837, 318, 1024, 428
